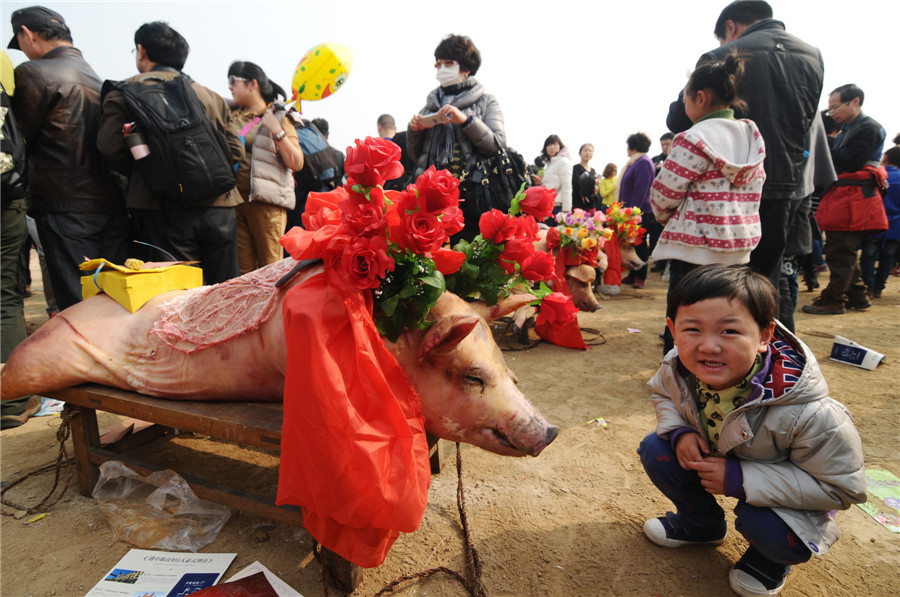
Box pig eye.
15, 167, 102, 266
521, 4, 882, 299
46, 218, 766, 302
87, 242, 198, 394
464, 375, 485, 387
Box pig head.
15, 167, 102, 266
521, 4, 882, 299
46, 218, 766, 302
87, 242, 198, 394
619, 241, 644, 271
386, 292, 559, 457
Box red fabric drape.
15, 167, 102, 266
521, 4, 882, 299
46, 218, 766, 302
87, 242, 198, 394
277, 272, 430, 568
534, 292, 588, 350
603, 233, 622, 286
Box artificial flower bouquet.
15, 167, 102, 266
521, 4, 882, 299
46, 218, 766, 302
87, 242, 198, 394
549, 208, 612, 268
605, 202, 647, 246
445, 186, 557, 305
282, 136, 468, 341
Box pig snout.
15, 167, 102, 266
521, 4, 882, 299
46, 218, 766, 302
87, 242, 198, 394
620, 243, 645, 271
565, 266, 600, 312
484, 411, 559, 457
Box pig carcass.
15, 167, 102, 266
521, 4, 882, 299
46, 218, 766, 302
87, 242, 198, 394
0, 258, 558, 457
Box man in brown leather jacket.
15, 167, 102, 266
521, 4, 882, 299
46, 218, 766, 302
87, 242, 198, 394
97, 22, 245, 285
8, 6, 128, 310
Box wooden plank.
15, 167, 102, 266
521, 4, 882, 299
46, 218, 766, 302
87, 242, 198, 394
47, 385, 283, 449
64, 403, 101, 497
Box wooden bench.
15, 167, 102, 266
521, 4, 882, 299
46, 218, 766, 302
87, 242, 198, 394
45, 383, 443, 592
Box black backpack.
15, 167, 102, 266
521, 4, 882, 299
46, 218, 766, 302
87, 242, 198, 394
101, 74, 236, 207
290, 114, 340, 192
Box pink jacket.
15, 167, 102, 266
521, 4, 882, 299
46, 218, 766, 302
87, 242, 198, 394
650, 117, 766, 265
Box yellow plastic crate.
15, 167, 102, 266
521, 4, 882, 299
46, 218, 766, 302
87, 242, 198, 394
80, 258, 203, 313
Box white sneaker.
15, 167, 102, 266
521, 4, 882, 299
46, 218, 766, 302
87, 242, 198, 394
729, 565, 787, 596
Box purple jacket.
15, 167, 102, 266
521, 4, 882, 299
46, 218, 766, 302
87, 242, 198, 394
619, 154, 655, 212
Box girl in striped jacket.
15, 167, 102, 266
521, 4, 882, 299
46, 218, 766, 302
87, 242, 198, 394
651, 53, 766, 355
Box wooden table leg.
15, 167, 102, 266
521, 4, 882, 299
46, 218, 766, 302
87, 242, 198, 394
64, 404, 101, 497
427, 433, 442, 474
321, 546, 363, 593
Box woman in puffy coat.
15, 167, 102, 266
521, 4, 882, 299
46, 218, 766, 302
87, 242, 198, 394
532, 134, 573, 219
408, 34, 505, 242
228, 61, 304, 274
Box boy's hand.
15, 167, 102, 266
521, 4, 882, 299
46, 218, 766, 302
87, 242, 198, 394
674, 432, 709, 470
691, 457, 727, 495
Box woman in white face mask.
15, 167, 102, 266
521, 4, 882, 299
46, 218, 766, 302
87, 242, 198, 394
407, 34, 507, 243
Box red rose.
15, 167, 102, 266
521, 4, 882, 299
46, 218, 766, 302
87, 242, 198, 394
344, 137, 404, 187
518, 186, 556, 221
479, 209, 517, 243
393, 210, 446, 254
335, 234, 395, 290
500, 238, 534, 267
519, 251, 555, 281
302, 187, 348, 230
432, 248, 466, 275
339, 198, 388, 237
511, 214, 539, 242
414, 166, 460, 212
545, 226, 562, 250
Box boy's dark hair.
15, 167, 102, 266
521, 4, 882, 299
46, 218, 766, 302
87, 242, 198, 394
714, 1, 772, 39
602, 162, 617, 178
227, 61, 286, 104
667, 264, 778, 331
377, 114, 395, 129
135, 22, 189, 71
832, 83, 865, 106
541, 134, 565, 161
893, 132, 900, 146
686, 51, 748, 115
626, 132, 652, 153
660, 132, 675, 142
884, 146, 900, 168
311, 118, 329, 137
435, 34, 481, 76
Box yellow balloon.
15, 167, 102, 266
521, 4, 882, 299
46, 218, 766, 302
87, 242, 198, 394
291, 43, 353, 109
1, 50, 15, 95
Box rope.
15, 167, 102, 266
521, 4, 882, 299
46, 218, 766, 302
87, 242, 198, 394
1, 407, 76, 516
369, 443, 485, 597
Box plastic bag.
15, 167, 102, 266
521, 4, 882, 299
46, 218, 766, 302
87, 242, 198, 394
92, 461, 233, 552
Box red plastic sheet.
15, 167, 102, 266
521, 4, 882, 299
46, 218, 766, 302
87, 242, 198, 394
276, 270, 430, 568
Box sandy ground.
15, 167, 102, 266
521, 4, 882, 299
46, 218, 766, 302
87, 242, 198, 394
2, 257, 899, 597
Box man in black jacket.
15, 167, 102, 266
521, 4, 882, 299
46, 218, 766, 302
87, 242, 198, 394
666, 0, 824, 288
8, 6, 127, 310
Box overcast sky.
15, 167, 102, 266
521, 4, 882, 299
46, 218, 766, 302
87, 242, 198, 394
3, 0, 898, 174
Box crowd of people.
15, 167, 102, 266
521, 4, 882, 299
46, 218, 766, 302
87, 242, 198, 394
1, 2, 897, 596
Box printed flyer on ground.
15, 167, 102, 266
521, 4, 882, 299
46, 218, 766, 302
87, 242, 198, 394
85, 549, 236, 597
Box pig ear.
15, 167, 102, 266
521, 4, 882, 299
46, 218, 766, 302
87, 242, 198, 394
470, 293, 538, 322
417, 314, 480, 361
568, 265, 596, 283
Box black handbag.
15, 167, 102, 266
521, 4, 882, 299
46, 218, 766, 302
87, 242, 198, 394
459, 137, 530, 215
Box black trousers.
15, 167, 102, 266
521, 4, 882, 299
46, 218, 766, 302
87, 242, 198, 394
33, 210, 129, 310
132, 206, 240, 285
749, 197, 795, 288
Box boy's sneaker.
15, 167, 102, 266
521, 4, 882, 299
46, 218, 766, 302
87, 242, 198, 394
643, 512, 726, 548
729, 546, 791, 596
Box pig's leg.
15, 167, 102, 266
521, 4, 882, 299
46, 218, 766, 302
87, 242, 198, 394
0, 295, 152, 400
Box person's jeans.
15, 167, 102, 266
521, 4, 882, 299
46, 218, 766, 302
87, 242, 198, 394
638, 432, 812, 565
860, 237, 900, 291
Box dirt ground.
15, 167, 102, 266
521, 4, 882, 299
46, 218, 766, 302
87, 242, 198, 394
2, 258, 898, 597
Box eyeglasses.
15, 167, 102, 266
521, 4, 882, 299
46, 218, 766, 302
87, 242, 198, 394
826, 101, 849, 116
434, 60, 458, 69
228, 75, 249, 86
